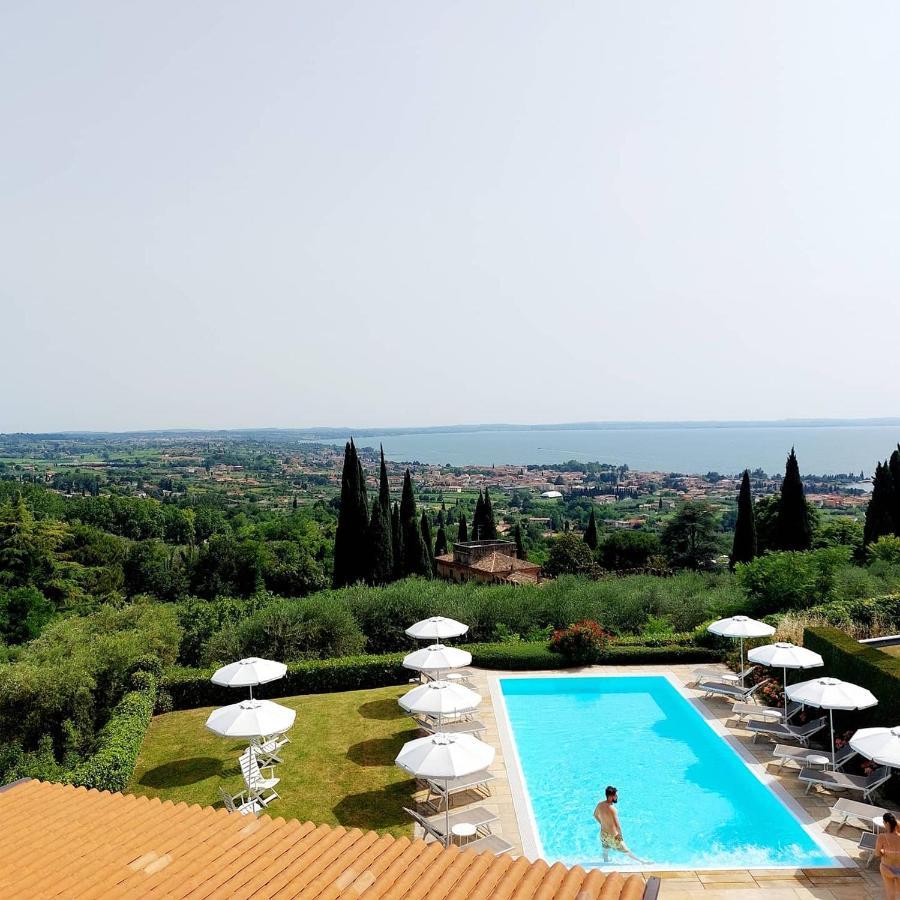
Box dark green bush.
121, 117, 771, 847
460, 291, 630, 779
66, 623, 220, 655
471, 641, 718, 669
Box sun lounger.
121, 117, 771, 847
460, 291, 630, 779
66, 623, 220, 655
694, 666, 757, 686
773, 743, 857, 772
698, 679, 768, 703
858, 831, 878, 865
464, 834, 514, 855
747, 716, 826, 746
404, 805, 498, 842
800, 766, 892, 801
239, 749, 280, 806
731, 702, 783, 723
413, 717, 486, 736
424, 770, 495, 810
830, 797, 890, 830
218, 787, 264, 816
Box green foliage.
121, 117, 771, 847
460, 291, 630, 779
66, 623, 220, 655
804, 626, 900, 729
549, 620, 610, 663
457, 513, 468, 543
599, 530, 661, 570
543, 532, 597, 578
399, 471, 429, 578
583, 509, 599, 551
420, 511, 435, 575
0, 586, 54, 644
332, 439, 370, 588
731, 470, 757, 567
735, 547, 852, 616
867, 535, 900, 566
814, 517, 864, 553
470, 641, 717, 670
865, 463, 897, 548
661, 501, 719, 569
367, 454, 393, 585
772, 448, 813, 551
203, 596, 366, 665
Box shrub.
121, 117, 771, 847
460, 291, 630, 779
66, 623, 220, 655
549, 620, 611, 664
472, 641, 718, 669
868, 535, 900, 566
542, 534, 599, 578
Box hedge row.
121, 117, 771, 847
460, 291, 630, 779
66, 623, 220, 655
804, 625, 900, 729
162, 641, 718, 710
66, 672, 158, 793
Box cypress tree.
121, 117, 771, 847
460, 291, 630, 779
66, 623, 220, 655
400, 470, 430, 577
482, 488, 497, 540
377, 446, 393, 572
472, 492, 485, 540
889, 446, 900, 535
772, 448, 812, 551
514, 522, 527, 560
457, 513, 468, 543
730, 469, 757, 567
864, 461, 896, 546
367, 495, 392, 584
434, 522, 448, 558
583, 509, 599, 550
421, 510, 436, 575
333, 439, 369, 587
391, 501, 404, 579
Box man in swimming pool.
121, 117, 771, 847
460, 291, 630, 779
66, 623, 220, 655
593, 786, 648, 864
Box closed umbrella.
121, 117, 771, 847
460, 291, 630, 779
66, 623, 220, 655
786, 678, 877, 771
396, 732, 494, 846
406, 617, 469, 641
850, 726, 900, 769
747, 642, 823, 717
708, 616, 775, 683
206, 699, 296, 739
403, 644, 472, 677
211, 657, 287, 700
399, 680, 481, 725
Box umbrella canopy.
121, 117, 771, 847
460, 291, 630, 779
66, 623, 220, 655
399, 680, 481, 720
403, 644, 472, 674
850, 726, 900, 769
787, 677, 878, 770
405, 616, 469, 641
206, 699, 296, 739
748, 642, 824, 716
395, 731, 494, 848
708, 616, 775, 683
211, 658, 287, 699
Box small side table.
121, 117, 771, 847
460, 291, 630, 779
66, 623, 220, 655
805, 754, 830, 770
451, 823, 477, 845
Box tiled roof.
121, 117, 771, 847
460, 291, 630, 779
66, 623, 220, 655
468, 552, 539, 574
0, 779, 649, 899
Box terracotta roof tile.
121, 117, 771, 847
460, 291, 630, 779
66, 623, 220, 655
0, 780, 650, 899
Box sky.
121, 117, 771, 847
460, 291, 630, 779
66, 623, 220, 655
2, 2, 900, 433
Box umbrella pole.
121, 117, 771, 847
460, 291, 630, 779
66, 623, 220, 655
783, 667, 788, 719
445, 777, 450, 848
739, 637, 745, 684
829, 709, 835, 771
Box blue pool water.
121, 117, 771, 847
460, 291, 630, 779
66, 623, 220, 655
499, 676, 836, 869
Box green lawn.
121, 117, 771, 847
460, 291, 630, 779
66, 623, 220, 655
129, 684, 419, 837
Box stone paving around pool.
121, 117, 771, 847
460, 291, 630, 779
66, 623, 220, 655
410, 663, 887, 899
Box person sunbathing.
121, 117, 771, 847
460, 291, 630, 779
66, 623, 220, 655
593, 785, 649, 865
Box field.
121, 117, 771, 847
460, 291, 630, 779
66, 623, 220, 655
129, 685, 418, 837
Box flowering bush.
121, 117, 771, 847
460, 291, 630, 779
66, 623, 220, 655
548, 620, 611, 664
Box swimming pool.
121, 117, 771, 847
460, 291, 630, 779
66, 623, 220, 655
495, 675, 841, 870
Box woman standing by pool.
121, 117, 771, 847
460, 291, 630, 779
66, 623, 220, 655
877, 812, 900, 899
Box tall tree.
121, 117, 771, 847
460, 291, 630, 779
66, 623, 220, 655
889, 446, 900, 534
661, 501, 719, 569
373, 446, 393, 577
391, 501, 404, 579
457, 513, 468, 543
367, 495, 393, 585
730, 470, 758, 567
583, 509, 599, 550
399, 470, 430, 577
472, 492, 485, 540
864, 460, 896, 547
434, 521, 448, 558
332, 440, 369, 587
481, 488, 497, 540
772, 448, 812, 551
421, 511, 436, 575
514, 522, 527, 560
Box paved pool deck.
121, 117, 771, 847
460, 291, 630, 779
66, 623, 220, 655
411, 662, 887, 899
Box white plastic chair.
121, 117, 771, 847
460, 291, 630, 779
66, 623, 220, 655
239, 749, 280, 806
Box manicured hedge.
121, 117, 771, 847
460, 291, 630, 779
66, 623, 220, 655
65, 672, 158, 793
804, 625, 900, 728
163, 640, 719, 708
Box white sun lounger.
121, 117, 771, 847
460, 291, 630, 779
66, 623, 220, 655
694, 666, 757, 686
404, 805, 498, 842
830, 797, 890, 830
773, 743, 857, 771
732, 703, 783, 723
239, 750, 280, 806
699, 679, 768, 703
747, 716, 826, 746
424, 770, 495, 811
413, 717, 486, 736
800, 766, 892, 801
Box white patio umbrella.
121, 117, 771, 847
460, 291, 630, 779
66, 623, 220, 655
399, 680, 481, 725
406, 616, 469, 642
395, 732, 494, 846
850, 726, 900, 769
403, 644, 472, 676
786, 678, 877, 770
211, 657, 287, 700
708, 616, 775, 683
205, 699, 296, 739
747, 642, 824, 717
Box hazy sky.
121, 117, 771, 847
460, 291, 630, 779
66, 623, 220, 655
3, 2, 900, 432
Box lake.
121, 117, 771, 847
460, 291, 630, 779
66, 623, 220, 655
335, 424, 900, 475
